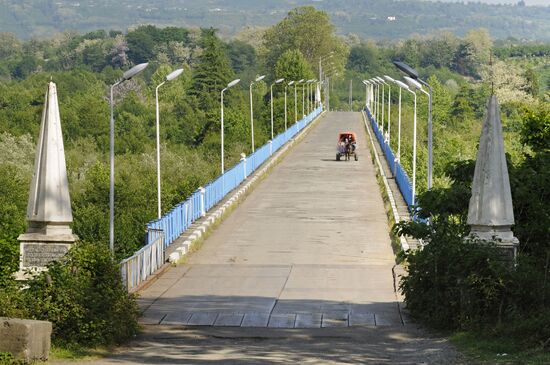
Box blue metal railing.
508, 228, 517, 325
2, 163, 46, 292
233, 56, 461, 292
365, 107, 415, 209
120, 105, 323, 291
146, 105, 322, 249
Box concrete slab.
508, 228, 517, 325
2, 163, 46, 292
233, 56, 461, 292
160, 312, 192, 325
268, 314, 296, 328
187, 313, 218, 326
240, 313, 270, 327
321, 312, 349, 328
294, 313, 322, 328
213, 313, 244, 327
349, 312, 375, 326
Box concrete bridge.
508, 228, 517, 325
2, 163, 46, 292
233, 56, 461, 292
71, 111, 463, 365
138, 111, 405, 328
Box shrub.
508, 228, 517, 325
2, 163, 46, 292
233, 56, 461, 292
22, 241, 139, 346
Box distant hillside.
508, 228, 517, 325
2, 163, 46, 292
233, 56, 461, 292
1, 0, 550, 41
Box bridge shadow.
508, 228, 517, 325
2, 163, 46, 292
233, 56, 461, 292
98, 296, 463, 364
139, 295, 404, 328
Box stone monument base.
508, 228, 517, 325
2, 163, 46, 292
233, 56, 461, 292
16, 233, 77, 280
469, 225, 519, 264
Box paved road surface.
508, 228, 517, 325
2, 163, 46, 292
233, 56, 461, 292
58, 112, 464, 364
140, 111, 400, 328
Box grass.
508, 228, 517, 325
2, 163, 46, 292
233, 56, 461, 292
451, 331, 550, 365
48, 344, 109, 361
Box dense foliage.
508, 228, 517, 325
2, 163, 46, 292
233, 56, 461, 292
0, 241, 140, 346
0, 3, 549, 355
396, 102, 550, 348
0, 12, 333, 268
0, 8, 340, 346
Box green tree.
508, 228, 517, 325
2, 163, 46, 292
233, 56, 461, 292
450, 85, 475, 121
126, 26, 157, 64
420, 33, 459, 69
190, 28, 235, 143
0, 165, 27, 287
524, 68, 539, 98
263, 6, 347, 77
274, 49, 314, 83
452, 42, 477, 77
347, 43, 379, 74
226, 40, 257, 74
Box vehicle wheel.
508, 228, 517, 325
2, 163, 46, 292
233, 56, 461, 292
336, 153, 340, 161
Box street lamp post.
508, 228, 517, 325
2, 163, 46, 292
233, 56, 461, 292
308, 80, 316, 113
319, 53, 334, 106
376, 77, 388, 134
302, 81, 306, 117
270, 78, 284, 140
391, 79, 409, 169
109, 62, 149, 254
294, 79, 304, 122
155, 68, 183, 219
394, 61, 433, 189
221, 78, 241, 174
362, 80, 370, 108
384, 75, 395, 147
285, 81, 294, 130
399, 78, 418, 206
249, 75, 266, 153
374, 79, 380, 123
404, 75, 430, 190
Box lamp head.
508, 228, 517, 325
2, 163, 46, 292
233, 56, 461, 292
384, 75, 395, 83
122, 62, 149, 80
394, 80, 410, 90
404, 76, 423, 90
166, 68, 184, 81
298, 79, 304, 83
255, 75, 266, 82
227, 79, 241, 88
275, 78, 284, 84
288, 81, 295, 86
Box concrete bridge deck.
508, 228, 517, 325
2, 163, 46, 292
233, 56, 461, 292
138, 111, 402, 328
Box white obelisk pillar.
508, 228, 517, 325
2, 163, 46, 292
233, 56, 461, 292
467, 95, 519, 261
17, 82, 77, 278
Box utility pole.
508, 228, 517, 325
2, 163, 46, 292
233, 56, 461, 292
349, 80, 353, 111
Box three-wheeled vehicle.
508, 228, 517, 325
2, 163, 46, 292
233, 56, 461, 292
336, 131, 358, 161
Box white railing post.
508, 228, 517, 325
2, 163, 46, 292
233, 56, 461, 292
269, 140, 273, 156
199, 186, 206, 217
241, 153, 247, 180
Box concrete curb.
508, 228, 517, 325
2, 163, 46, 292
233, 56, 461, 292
361, 111, 410, 252
166, 112, 327, 265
